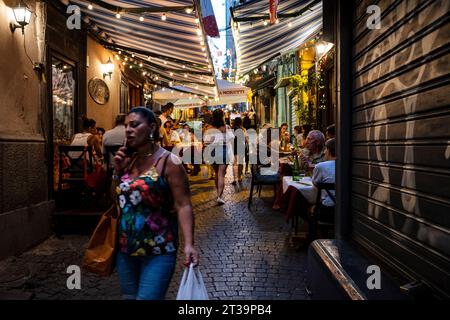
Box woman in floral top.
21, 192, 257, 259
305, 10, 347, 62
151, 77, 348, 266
113, 107, 198, 300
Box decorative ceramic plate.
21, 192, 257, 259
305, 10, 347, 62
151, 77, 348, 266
88, 77, 110, 105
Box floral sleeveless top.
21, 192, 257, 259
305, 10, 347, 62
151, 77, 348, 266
116, 153, 177, 256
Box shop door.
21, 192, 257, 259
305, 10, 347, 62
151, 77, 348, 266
50, 55, 77, 194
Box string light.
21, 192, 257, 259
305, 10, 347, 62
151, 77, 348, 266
131, 54, 135, 58
124, 57, 128, 61
164, 61, 168, 65
169, 81, 173, 86
196, 29, 201, 36
161, 13, 166, 21
155, 76, 159, 80
275, 19, 279, 24
129, 65, 132, 69
139, 63, 143, 67
122, 62, 126, 65
195, 18, 199, 23
118, 51, 122, 54
116, 13, 121, 19
263, 21, 268, 26
184, 74, 188, 78
182, 65, 186, 69
147, 56, 151, 60
169, 72, 173, 76
288, 22, 293, 28
139, 16, 144, 22
142, 71, 147, 76
186, 8, 192, 14
88, 3, 93, 10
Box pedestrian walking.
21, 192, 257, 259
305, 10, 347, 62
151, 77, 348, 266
112, 107, 199, 300
203, 109, 234, 204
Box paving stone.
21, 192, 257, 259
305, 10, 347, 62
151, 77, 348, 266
0, 168, 308, 300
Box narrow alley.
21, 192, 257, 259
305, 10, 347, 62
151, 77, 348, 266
0, 170, 308, 300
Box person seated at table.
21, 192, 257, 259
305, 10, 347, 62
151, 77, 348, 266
312, 138, 336, 208
299, 130, 326, 172
300, 124, 312, 148
70, 116, 103, 161
293, 126, 303, 148
279, 123, 290, 151
283, 138, 336, 248
162, 120, 181, 151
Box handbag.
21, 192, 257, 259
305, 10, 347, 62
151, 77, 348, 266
176, 264, 209, 300
82, 203, 120, 277
84, 148, 106, 191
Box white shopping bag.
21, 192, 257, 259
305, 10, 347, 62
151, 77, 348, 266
176, 263, 209, 300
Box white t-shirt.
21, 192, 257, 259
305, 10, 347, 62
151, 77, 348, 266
312, 160, 335, 207
103, 125, 126, 149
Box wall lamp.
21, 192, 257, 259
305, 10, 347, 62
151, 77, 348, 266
102, 58, 114, 79
9, 0, 32, 34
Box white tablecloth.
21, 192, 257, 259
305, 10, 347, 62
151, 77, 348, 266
282, 176, 317, 204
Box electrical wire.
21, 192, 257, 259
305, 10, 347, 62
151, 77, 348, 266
23, 32, 35, 66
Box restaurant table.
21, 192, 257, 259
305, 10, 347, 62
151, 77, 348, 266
282, 176, 317, 204
281, 176, 318, 234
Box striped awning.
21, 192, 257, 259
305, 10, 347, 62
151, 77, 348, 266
59, 0, 217, 97
231, 0, 322, 77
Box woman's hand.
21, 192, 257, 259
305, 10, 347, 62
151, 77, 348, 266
113, 146, 131, 174
183, 244, 199, 267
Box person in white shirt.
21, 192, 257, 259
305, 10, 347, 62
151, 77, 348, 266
203, 109, 235, 204
103, 114, 126, 167
103, 114, 126, 150
312, 138, 336, 207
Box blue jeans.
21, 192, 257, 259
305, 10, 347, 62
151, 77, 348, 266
116, 252, 177, 300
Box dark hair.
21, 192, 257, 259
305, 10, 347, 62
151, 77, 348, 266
325, 138, 336, 157
326, 124, 336, 137
164, 120, 173, 128
115, 114, 126, 126
302, 124, 312, 137
82, 117, 96, 130
211, 109, 225, 128
162, 103, 174, 113
233, 117, 243, 129
294, 125, 301, 134
97, 127, 105, 135
128, 107, 161, 140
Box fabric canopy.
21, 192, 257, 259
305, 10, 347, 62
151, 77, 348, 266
153, 79, 250, 108
59, 0, 218, 97
231, 0, 322, 77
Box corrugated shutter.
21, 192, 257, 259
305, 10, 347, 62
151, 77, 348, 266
351, 0, 450, 297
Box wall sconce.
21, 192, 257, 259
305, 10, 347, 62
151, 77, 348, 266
316, 41, 335, 57
102, 58, 114, 79
10, 0, 32, 34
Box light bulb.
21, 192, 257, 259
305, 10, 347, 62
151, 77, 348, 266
139, 16, 144, 22
88, 4, 93, 10
161, 14, 166, 21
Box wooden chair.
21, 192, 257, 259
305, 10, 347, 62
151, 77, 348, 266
58, 145, 94, 192
248, 164, 280, 209
104, 145, 121, 175
310, 182, 336, 239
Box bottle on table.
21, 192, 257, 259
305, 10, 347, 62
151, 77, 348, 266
292, 154, 300, 181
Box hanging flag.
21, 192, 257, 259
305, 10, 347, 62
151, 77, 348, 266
200, 0, 220, 38
269, 0, 279, 24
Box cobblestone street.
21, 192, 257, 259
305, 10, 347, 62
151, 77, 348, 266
0, 169, 308, 300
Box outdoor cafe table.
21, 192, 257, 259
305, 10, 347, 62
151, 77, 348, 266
282, 176, 317, 204
281, 176, 318, 233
